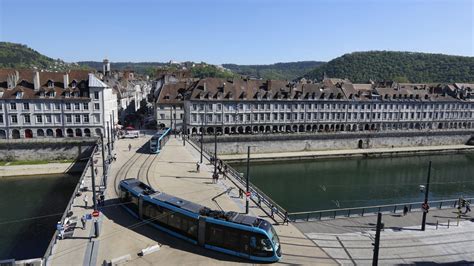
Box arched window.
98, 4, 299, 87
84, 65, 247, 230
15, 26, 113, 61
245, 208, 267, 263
37, 129, 45, 137
12, 129, 20, 139
46, 129, 54, 137
84, 128, 91, 137
66, 128, 74, 137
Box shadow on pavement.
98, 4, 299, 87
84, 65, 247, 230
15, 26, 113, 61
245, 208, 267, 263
100, 199, 249, 263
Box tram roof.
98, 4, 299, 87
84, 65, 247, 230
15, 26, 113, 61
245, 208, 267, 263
150, 192, 204, 214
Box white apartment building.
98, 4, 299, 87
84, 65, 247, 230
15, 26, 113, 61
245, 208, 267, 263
0, 69, 118, 139
157, 78, 473, 135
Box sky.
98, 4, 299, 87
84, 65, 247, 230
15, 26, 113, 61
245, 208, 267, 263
0, 0, 473, 64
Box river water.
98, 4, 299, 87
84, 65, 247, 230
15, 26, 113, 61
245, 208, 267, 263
232, 153, 474, 213
0, 174, 79, 260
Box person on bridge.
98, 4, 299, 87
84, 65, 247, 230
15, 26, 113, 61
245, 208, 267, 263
81, 215, 86, 230
128, 143, 132, 152
196, 162, 200, 173
403, 205, 409, 216
465, 201, 471, 214
83, 195, 89, 209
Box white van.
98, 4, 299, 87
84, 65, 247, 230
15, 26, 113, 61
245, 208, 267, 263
122, 130, 140, 139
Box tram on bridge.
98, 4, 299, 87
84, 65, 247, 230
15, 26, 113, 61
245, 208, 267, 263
149, 128, 171, 154
118, 178, 281, 262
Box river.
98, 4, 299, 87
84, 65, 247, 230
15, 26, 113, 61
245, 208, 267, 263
232, 153, 474, 213
0, 174, 79, 260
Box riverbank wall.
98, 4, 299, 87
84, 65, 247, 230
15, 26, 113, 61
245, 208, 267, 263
0, 138, 96, 161
200, 130, 474, 155
0, 161, 88, 177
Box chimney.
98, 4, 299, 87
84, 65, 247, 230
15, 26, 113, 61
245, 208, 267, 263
63, 73, 69, 89
203, 82, 207, 91
33, 71, 40, 91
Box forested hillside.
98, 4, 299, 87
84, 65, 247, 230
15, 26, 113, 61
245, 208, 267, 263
223, 61, 325, 80
304, 51, 474, 83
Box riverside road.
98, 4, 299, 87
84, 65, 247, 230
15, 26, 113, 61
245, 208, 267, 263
47, 134, 474, 265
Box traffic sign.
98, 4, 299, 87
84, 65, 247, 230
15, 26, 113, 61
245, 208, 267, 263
92, 210, 100, 217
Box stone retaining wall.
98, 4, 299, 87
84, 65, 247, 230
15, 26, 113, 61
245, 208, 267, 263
0, 139, 96, 161
199, 131, 474, 155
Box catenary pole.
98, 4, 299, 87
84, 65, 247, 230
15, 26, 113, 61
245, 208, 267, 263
421, 160, 432, 231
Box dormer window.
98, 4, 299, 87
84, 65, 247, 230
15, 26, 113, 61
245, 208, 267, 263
15, 92, 23, 99
48, 80, 54, 88
71, 80, 77, 88
75, 92, 79, 97
65, 92, 70, 98
49, 91, 56, 97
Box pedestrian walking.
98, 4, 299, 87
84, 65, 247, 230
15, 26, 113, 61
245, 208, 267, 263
239, 189, 243, 199
81, 215, 86, 230
128, 143, 132, 151
100, 194, 105, 206
94, 167, 98, 176
284, 211, 289, 225
56, 222, 64, 239
270, 205, 275, 218
403, 205, 408, 216
83, 195, 89, 209
457, 206, 462, 219
196, 162, 200, 173
465, 201, 471, 214
113, 153, 117, 161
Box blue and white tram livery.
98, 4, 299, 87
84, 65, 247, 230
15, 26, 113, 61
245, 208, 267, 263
149, 128, 171, 154
118, 178, 282, 262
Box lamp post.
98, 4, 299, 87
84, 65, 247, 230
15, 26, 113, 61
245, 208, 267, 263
174, 106, 177, 138
245, 145, 258, 214
106, 122, 111, 157
421, 161, 432, 231
110, 114, 114, 150
100, 133, 106, 188
213, 132, 218, 180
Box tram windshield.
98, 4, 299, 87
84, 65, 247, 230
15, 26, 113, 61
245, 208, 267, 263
257, 219, 280, 247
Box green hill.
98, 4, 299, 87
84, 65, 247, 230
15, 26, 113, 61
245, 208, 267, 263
0, 42, 76, 71
223, 61, 325, 80
304, 51, 474, 83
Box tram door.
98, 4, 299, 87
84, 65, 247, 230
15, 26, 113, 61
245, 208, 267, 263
240, 234, 250, 258
198, 217, 206, 246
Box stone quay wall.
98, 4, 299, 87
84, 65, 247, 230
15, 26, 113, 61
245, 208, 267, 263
199, 131, 474, 155
0, 138, 96, 161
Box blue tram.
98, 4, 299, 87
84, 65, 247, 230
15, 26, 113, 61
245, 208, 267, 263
118, 179, 281, 262
149, 128, 171, 154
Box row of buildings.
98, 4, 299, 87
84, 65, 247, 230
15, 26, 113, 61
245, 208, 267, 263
0, 60, 152, 139
154, 77, 474, 135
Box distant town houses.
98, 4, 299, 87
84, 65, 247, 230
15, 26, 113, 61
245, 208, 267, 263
99, 59, 152, 124
154, 76, 474, 135
0, 69, 118, 139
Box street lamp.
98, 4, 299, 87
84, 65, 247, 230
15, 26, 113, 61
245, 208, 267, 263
100, 133, 106, 188
245, 145, 259, 214
212, 131, 218, 181
421, 161, 432, 231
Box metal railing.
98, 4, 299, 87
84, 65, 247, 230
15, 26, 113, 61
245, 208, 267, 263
288, 197, 474, 222
42, 145, 95, 264
187, 137, 288, 224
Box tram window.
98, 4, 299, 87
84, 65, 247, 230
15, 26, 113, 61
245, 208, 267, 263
156, 208, 169, 225
207, 224, 224, 247
169, 213, 181, 229
223, 228, 241, 251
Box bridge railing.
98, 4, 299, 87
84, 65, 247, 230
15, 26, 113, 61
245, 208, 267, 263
42, 144, 96, 264
288, 197, 474, 222
187, 137, 288, 224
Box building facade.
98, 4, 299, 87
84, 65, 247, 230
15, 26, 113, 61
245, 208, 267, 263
175, 78, 474, 135
0, 69, 118, 139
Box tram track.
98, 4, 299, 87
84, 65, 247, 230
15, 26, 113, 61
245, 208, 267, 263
113, 152, 147, 196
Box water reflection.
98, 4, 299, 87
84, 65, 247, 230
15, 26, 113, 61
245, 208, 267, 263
0, 174, 79, 260
232, 153, 474, 212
